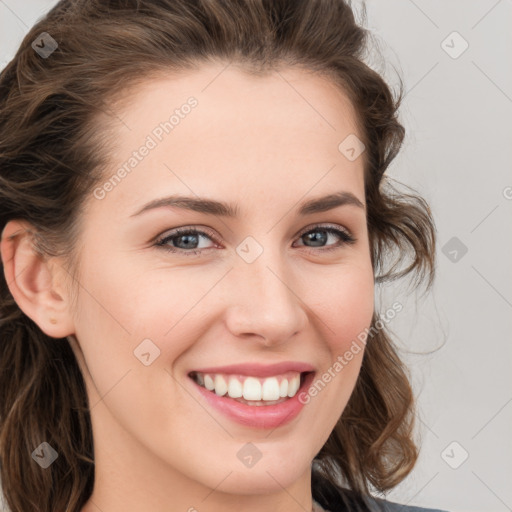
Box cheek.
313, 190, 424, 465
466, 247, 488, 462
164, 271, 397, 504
334, 276, 374, 347
70, 265, 196, 444
307, 264, 374, 396
290, 263, 374, 461
311, 262, 375, 352
71, 254, 222, 409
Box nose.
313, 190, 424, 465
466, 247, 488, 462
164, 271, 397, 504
224, 249, 308, 347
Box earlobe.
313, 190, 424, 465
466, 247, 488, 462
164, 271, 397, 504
0, 219, 75, 339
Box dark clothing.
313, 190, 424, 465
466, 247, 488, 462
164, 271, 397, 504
312, 470, 448, 512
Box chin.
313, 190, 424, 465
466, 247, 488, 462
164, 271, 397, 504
216, 468, 303, 495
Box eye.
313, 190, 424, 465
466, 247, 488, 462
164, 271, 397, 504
154, 226, 219, 256
293, 224, 356, 253
154, 224, 356, 257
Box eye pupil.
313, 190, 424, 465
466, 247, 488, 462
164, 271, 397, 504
176, 234, 199, 249
304, 230, 327, 247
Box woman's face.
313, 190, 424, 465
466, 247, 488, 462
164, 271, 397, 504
67, 63, 374, 507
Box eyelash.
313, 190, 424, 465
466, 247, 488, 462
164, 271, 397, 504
154, 224, 356, 257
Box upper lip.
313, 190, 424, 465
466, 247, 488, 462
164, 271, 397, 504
189, 361, 316, 377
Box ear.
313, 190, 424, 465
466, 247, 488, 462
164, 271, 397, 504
0, 219, 75, 338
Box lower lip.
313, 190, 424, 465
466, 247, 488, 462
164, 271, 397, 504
191, 372, 316, 429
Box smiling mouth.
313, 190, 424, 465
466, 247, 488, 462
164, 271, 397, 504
188, 370, 312, 406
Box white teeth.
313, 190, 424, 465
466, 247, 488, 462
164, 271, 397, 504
214, 374, 228, 396
279, 379, 288, 398
261, 377, 280, 401
227, 376, 243, 398
204, 374, 215, 391
243, 377, 261, 400
193, 371, 306, 401
287, 374, 300, 397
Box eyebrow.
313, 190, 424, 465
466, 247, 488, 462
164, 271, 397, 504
130, 191, 365, 218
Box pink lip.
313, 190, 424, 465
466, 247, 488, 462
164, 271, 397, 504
189, 371, 316, 429
190, 361, 316, 377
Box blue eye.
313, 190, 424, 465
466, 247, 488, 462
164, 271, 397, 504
154, 227, 218, 256
154, 224, 356, 257
294, 226, 356, 253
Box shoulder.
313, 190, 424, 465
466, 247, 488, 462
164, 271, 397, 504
311, 470, 448, 512
315, 490, 449, 512
365, 495, 449, 512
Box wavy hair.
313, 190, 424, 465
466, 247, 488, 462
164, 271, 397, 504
0, 1, 436, 511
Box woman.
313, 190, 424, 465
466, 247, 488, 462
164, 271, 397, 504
0, 1, 446, 511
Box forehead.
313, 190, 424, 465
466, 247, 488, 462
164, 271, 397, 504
89, 63, 365, 216
112, 62, 362, 140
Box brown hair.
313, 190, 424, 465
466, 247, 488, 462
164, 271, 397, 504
0, 1, 436, 511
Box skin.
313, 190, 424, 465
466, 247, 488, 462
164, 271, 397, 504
1, 62, 374, 512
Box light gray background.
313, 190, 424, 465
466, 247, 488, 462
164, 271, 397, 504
0, 1, 511, 511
